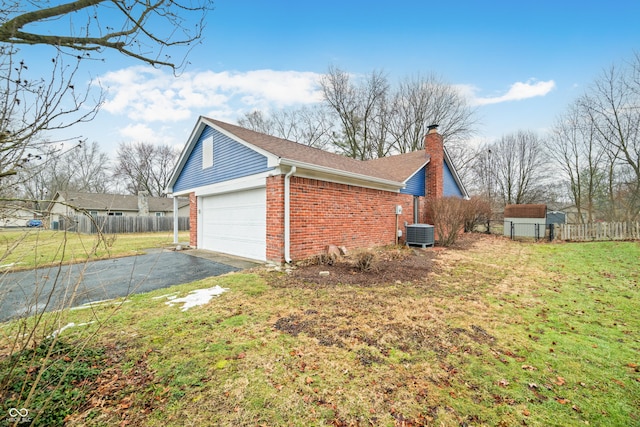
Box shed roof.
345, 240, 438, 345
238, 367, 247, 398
504, 204, 547, 219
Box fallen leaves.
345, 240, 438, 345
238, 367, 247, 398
611, 378, 625, 388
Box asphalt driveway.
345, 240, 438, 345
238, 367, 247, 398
0, 249, 260, 322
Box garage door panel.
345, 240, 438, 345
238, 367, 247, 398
200, 188, 266, 261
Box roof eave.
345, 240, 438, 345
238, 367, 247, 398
279, 158, 405, 191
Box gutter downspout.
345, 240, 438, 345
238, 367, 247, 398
284, 166, 297, 263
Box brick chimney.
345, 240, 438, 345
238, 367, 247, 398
425, 124, 444, 200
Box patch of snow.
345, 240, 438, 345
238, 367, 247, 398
70, 299, 130, 311
0, 262, 23, 269
152, 292, 179, 300
165, 285, 229, 311
48, 321, 95, 338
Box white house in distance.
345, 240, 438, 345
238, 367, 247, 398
0, 201, 39, 227
47, 191, 189, 224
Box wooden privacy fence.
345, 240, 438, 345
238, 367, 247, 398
58, 215, 189, 234
556, 222, 640, 241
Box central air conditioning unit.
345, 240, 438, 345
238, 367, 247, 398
406, 224, 435, 248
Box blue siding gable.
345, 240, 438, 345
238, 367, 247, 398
443, 162, 463, 197
400, 168, 425, 196
400, 162, 463, 197
173, 125, 272, 192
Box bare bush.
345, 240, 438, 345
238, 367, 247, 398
427, 197, 468, 247
351, 250, 379, 272
463, 196, 493, 232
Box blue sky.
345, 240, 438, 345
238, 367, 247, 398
37, 0, 640, 155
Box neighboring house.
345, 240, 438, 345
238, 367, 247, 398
166, 117, 468, 263
47, 191, 190, 224
0, 201, 39, 227
503, 204, 547, 238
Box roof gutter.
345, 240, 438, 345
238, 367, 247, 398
284, 166, 296, 263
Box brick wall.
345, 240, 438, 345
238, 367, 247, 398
424, 127, 444, 224
189, 192, 197, 247
266, 175, 285, 261
425, 127, 444, 200
281, 177, 414, 262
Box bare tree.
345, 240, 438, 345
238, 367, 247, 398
113, 141, 179, 197
0, 0, 210, 187
388, 74, 477, 151
387, 73, 477, 182
238, 110, 275, 135
468, 143, 502, 216
67, 141, 111, 193
21, 141, 111, 199
239, 106, 335, 151
0, 0, 211, 70
320, 66, 390, 159
547, 100, 607, 223
0, 49, 101, 181
578, 55, 640, 221
486, 131, 549, 205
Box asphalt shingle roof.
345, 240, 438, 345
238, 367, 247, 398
51, 192, 188, 212
504, 204, 547, 219
207, 118, 430, 184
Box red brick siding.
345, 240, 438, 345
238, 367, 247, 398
425, 130, 444, 200
424, 130, 444, 224
266, 175, 285, 261
286, 177, 414, 261
189, 192, 197, 247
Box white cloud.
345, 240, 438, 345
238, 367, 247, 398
118, 123, 177, 145
463, 79, 556, 106
99, 66, 324, 123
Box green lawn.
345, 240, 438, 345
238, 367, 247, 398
1, 235, 638, 426
0, 229, 189, 270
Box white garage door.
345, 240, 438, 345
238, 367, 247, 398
200, 187, 266, 261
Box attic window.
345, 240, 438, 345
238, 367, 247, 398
202, 135, 213, 169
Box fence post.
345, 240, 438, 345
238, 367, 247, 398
549, 223, 555, 241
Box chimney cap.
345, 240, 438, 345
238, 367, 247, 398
427, 124, 439, 133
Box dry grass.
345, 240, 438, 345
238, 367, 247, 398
2, 234, 638, 426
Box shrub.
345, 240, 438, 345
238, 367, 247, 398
463, 196, 493, 232
352, 250, 378, 272
427, 196, 492, 246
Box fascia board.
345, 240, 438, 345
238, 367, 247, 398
402, 160, 430, 184
166, 117, 208, 194
171, 171, 273, 197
